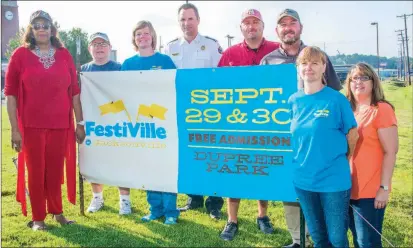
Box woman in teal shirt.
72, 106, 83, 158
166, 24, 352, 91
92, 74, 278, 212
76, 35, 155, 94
121, 20, 179, 225
288, 46, 359, 248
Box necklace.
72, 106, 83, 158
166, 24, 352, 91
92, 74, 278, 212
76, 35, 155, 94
34, 46, 55, 69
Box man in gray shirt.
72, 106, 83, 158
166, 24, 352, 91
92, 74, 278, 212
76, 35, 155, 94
261, 9, 341, 91
260, 9, 341, 248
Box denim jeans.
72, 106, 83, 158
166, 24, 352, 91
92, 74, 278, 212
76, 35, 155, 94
349, 198, 386, 248
147, 191, 179, 218
295, 187, 351, 248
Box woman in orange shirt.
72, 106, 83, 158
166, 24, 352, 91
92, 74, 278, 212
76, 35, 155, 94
345, 63, 398, 248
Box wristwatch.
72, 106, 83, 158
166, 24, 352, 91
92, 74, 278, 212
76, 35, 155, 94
380, 185, 389, 191
77, 120, 85, 126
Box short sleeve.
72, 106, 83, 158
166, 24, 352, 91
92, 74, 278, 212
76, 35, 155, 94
374, 102, 397, 129
260, 55, 269, 65
217, 51, 229, 67
63, 48, 80, 96
4, 47, 23, 97
211, 41, 223, 67
338, 94, 357, 134
120, 60, 129, 71
164, 55, 177, 69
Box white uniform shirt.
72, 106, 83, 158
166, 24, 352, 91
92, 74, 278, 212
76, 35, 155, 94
164, 33, 223, 69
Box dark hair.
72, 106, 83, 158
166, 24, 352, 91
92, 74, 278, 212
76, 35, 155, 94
177, 3, 200, 19
22, 20, 63, 50
345, 62, 395, 111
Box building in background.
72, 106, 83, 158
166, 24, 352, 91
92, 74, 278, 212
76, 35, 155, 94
110, 50, 117, 62
2, 0, 19, 60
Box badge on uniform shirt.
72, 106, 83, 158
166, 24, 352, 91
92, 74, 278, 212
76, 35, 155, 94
201, 45, 206, 51
218, 45, 223, 54
172, 53, 179, 56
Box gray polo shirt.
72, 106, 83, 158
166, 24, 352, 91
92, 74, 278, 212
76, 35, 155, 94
260, 42, 342, 91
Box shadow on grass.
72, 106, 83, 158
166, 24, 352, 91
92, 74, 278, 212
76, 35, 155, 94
141, 210, 292, 247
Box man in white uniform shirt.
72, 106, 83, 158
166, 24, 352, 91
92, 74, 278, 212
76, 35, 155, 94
164, 3, 224, 220
164, 3, 223, 69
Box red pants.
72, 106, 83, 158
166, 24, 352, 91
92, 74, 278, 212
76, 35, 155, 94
24, 128, 67, 221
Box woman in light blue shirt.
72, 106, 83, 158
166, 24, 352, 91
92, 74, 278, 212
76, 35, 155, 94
288, 46, 359, 248
121, 20, 179, 225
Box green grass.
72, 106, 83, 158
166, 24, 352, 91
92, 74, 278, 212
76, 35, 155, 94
1, 82, 412, 247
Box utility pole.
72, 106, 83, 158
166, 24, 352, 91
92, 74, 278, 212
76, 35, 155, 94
371, 22, 380, 77
398, 44, 403, 80
159, 36, 164, 53
225, 34, 234, 48
396, 30, 407, 81
397, 13, 412, 85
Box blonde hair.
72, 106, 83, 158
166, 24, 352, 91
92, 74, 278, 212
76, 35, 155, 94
296, 46, 327, 85
345, 62, 394, 111
132, 20, 157, 51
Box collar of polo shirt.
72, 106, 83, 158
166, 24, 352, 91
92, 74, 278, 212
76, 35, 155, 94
180, 33, 202, 45
242, 37, 267, 50
279, 41, 306, 57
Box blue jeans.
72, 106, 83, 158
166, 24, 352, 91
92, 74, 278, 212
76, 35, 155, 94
349, 198, 386, 248
146, 191, 179, 218
295, 187, 351, 248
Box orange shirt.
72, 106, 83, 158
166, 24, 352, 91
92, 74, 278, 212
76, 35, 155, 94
350, 102, 397, 199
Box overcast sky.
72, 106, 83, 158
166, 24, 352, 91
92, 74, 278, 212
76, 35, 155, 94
15, 1, 413, 63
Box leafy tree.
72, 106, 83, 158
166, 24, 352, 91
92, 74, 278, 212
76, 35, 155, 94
5, 27, 26, 60
58, 27, 92, 66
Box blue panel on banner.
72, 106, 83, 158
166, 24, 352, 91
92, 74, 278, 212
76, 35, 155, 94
176, 64, 298, 202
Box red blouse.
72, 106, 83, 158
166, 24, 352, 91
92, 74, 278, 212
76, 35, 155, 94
5, 46, 79, 216
5, 46, 80, 128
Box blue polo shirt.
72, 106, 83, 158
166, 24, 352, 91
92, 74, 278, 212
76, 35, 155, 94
121, 52, 176, 71
288, 86, 357, 192
81, 60, 121, 72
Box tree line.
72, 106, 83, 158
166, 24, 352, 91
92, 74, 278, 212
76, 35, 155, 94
330, 53, 412, 70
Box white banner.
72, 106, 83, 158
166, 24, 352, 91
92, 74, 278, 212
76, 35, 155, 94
79, 71, 179, 193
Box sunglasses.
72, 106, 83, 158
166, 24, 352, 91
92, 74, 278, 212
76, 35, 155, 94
32, 23, 51, 30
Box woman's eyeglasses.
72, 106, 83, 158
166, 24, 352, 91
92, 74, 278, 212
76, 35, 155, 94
32, 23, 51, 31
351, 76, 371, 82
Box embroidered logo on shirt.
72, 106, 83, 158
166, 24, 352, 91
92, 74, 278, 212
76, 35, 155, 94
314, 109, 329, 118
172, 53, 179, 56
201, 45, 206, 50
151, 66, 162, 70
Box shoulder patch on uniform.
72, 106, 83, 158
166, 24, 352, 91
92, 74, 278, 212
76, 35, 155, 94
218, 45, 223, 54
205, 36, 218, 42
167, 38, 179, 44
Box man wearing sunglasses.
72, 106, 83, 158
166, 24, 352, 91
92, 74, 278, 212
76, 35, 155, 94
81, 32, 121, 72
81, 32, 130, 216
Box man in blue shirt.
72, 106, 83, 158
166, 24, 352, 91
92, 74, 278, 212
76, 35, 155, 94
81, 32, 131, 216
81, 32, 121, 72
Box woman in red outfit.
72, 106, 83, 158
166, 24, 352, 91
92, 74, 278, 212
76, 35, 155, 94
5, 10, 85, 231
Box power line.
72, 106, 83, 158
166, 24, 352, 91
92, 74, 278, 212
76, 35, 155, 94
397, 13, 412, 85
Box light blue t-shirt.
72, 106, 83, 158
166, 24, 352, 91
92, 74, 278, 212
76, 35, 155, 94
80, 60, 121, 72
288, 86, 357, 192
121, 52, 176, 71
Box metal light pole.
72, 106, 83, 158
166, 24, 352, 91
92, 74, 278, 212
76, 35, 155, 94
371, 22, 380, 77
